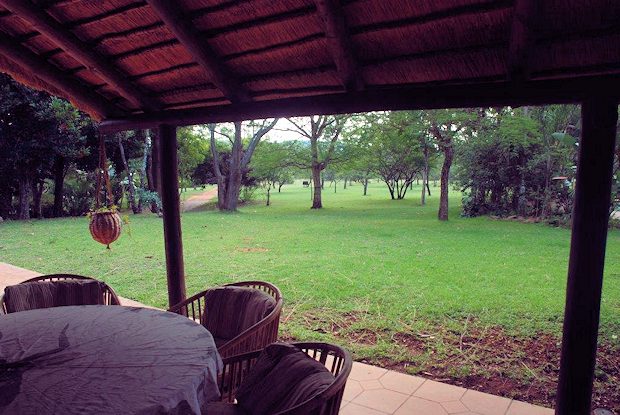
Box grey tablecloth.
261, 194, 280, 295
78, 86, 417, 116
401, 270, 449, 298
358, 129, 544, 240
0, 305, 223, 414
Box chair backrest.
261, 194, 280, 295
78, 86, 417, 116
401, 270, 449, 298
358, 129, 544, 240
218, 342, 352, 415
22, 274, 121, 305
202, 285, 277, 340
1, 274, 121, 313
278, 342, 352, 415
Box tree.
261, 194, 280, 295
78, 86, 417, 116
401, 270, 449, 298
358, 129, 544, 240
207, 119, 278, 211
286, 115, 348, 208
0, 74, 58, 219
426, 109, 475, 220
49, 98, 93, 217
369, 112, 425, 200
455, 106, 580, 220
251, 141, 294, 205
177, 126, 209, 191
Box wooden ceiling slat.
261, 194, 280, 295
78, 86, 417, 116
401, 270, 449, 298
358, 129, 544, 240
0, 30, 123, 118
65, 1, 148, 28
314, 0, 363, 91
147, 0, 250, 103
0, 0, 161, 111
349, 0, 514, 35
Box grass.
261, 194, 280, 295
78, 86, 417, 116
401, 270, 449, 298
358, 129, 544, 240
1, 181, 619, 407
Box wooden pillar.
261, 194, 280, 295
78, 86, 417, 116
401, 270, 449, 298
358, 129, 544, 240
158, 124, 186, 308
556, 98, 618, 414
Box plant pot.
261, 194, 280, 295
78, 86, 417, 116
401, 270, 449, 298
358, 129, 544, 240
89, 211, 122, 249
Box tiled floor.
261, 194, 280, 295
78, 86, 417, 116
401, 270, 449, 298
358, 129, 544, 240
0, 262, 553, 415
341, 362, 553, 414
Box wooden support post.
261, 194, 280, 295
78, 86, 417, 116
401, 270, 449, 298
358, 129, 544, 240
556, 98, 618, 414
159, 124, 186, 308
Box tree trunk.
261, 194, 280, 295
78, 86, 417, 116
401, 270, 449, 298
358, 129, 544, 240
421, 170, 427, 205
220, 122, 243, 211
32, 179, 44, 219
278, 183, 283, 192
138, 131, 149, 212
118, 135, 140, 214
311, 164, 323, 209
149, 130, 162, 214
18, 175, 31, 220
266, 186, 271, 206
438, 146, 454, 221
343, 178, 347, 189
363, 178, 368, 196
421, 145, 429, 205
53, 156, 65, 217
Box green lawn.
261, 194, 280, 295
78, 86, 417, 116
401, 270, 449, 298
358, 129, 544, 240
1, 181, 618, 407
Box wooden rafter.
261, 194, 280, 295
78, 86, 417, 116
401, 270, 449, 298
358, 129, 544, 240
0, 0, 160, 111
0, 31, 124, 118
507, 0, 538, 81
147, 0, 250, 103
314, 0, 363, 91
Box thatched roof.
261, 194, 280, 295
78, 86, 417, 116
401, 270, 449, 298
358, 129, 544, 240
0, 0, 618, 129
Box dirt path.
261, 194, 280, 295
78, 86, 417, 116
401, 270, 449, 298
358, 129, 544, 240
182, 187, 218, 212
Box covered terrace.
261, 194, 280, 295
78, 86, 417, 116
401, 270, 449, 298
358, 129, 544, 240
0, 0, 618, 414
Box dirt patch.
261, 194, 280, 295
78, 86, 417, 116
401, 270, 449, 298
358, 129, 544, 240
235, 247, 269, 253
391, 332, 427, 355
387, 326, 619, 412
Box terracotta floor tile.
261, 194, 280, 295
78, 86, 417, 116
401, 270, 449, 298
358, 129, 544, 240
506, 400, 554, 415
413, 380, 467, 402
350, 362, 389, 381
340, 402, 389, 415
395, 396, 449, 415
441, 400, 470, 414
343, 380, 363, 402
460, 389, 511, 415
361, 380, 385, 390
352, 389, 410, 413
379, 370, 425, 395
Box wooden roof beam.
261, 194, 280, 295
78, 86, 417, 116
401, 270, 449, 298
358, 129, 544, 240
99, 75, 620, 133
0, 0, 160, 111
147, 0, 251, 104
507, 0, 538, 81
314, 0, 363, 91
0, 31, 124, 119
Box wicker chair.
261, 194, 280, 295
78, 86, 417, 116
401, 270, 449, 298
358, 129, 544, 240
209, 342, 352, 415
1, 274, 121, 314
168, 281, 283, 358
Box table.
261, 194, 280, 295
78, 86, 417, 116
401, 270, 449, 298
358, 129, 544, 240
0, 305, 223, 414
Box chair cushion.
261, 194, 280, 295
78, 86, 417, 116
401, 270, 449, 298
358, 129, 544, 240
202, 286, 277, 341
4, 280, 107, 313
235, 343, 335, 415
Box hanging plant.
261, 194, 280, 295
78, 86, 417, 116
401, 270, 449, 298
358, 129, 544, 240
89, 206, 122, 249
89, 133, 122, 249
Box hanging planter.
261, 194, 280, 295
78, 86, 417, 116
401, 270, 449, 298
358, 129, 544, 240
89, 207, 122, 249
89, 132, 122, 249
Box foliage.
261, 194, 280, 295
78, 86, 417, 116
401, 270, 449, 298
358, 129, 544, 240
455, 106, 580, 219
177, 127, 209, 188
250, 141, 296, 204
364, 112, 426, 199
136, 188, 162, 211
